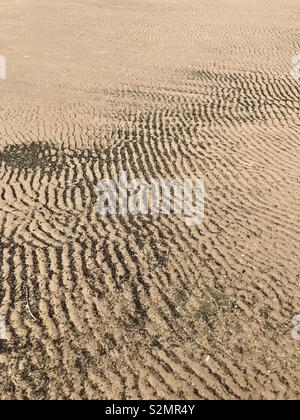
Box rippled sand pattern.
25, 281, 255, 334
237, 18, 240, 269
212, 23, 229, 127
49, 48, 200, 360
0, 0, 299, 400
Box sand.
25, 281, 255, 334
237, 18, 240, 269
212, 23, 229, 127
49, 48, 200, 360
0, 0, 299, 400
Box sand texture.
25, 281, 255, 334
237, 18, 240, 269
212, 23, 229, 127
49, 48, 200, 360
0, 0, 299, 400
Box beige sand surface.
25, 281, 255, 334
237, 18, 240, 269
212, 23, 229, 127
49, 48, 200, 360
0, 0, 299, 400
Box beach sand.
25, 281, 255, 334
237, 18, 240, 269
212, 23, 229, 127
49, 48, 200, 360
0, 0, 299, 400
